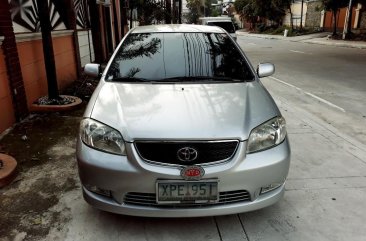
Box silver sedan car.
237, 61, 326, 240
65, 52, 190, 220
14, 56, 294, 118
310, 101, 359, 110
77, 24, 290, 217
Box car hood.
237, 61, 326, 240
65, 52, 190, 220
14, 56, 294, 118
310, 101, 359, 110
90, 82, 279, 142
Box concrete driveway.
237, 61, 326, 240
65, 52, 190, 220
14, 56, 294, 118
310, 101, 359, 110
1, 78, 365, 241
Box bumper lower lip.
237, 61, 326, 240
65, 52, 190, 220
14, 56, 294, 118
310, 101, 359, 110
82, 184, 285, 218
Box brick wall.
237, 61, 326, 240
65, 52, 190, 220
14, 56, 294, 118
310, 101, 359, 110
306, 1, 322, 28
360, 10, 366, 28
0, 1, 79, 134
0, 1, 28, 133
77, 30, 95, 67
0, 46, 16, 134
16, 33, 77, 106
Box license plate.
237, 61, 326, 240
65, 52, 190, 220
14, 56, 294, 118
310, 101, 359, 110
156, 180, 218, 204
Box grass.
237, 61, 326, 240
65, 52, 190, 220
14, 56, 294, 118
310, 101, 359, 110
254, 25, 322, 37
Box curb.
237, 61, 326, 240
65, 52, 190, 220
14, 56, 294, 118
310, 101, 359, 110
30, 95, 83, 112
236, 31, 366, 49
236, 31, 282, 40
0, 154, 18, 188
303, 39, 366, 49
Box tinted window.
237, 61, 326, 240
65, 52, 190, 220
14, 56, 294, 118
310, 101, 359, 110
207, 22, 235, 33
106, 33, 254, 82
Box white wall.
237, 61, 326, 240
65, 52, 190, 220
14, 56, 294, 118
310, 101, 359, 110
10, 0, 67, 33
77, 30, 95, 67
283, 2, 308, 27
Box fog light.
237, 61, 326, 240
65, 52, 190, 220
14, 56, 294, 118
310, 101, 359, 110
260, 182, 283, 195
86, 185, 111, 197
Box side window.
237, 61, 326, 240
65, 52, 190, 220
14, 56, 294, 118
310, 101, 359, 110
209, 34, 253, 80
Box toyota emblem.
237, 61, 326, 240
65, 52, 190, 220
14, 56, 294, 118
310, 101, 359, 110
177, 147, 198, 162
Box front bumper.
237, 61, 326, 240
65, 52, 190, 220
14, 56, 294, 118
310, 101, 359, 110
76, 139, 291, 217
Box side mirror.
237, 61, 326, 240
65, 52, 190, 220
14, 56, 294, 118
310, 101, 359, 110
84, 63, 100, 78
257, 63, 275, 78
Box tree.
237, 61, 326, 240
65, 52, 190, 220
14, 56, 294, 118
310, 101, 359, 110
36, 0, 59, 101
186, 0, 201, 24
129, 0, 167, 25
322, 0, 349, 36
234, 0, 248, 13
343, 0, 366, 39
282, 0, 294, 30
204, 0, 213, 16
235, 0, 290, 30
268, 0, 291, 26
234, 0, 256, 30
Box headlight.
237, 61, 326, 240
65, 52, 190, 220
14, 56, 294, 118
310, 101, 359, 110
247, 116, 286, 153
80, 118, 126, 155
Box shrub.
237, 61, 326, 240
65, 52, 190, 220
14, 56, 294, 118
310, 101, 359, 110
256, 23, 267, 32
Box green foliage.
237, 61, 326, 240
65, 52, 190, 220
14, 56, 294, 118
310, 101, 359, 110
321, 0, 349, 12
205, 0, 213, 16
186, 0, 201, 23
322, 0, 366, 12
321, 0, 348, 35
129, 0, 167, 25
234, 0, 250, 13
234, 0, 256, 24
211, 9, 220, 17
234, 0, 292, 29
185, 0, 219, 22
321, 0, 366, 37
270, 25, 288, 34
256, 23, 267, 32
261, 26, 322, 36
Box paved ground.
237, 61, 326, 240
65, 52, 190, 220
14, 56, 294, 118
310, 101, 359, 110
237, 34, 366, 146
1, 35, 366, 241
236, 31, 366, 49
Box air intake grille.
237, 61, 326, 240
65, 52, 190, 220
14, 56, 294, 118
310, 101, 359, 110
134, 141, 239, 165
123, 190, 251, 208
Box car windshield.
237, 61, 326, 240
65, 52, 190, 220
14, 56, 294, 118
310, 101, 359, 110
106, 32, 254, 82
207, 22, 235, 33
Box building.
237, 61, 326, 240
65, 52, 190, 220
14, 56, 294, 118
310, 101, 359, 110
322, 3, 366, 33
282, 0, 366, 32
282, 0, 320, 28
0, 0, 127, 135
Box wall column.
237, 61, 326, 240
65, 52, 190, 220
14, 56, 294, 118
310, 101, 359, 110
0, 1, 28, 120
65, 0, 82, 78
320, 10, 325, 28
354, 4, 362, 29
89, 1, 104, 63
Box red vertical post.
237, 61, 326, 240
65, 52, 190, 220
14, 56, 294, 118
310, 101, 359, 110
0, 1, 28, 120
65, 0, 82, 77
89, 1, 104, 63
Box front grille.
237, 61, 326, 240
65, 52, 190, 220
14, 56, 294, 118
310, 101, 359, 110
134, 141, 239, 165
123, 190, 251, 208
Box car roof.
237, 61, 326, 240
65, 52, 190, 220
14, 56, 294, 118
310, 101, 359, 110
130, 24, 226, 34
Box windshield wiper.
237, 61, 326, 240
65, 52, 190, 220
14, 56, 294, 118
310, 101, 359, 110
109, 77, 150, 82
158, 76, 237, 82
